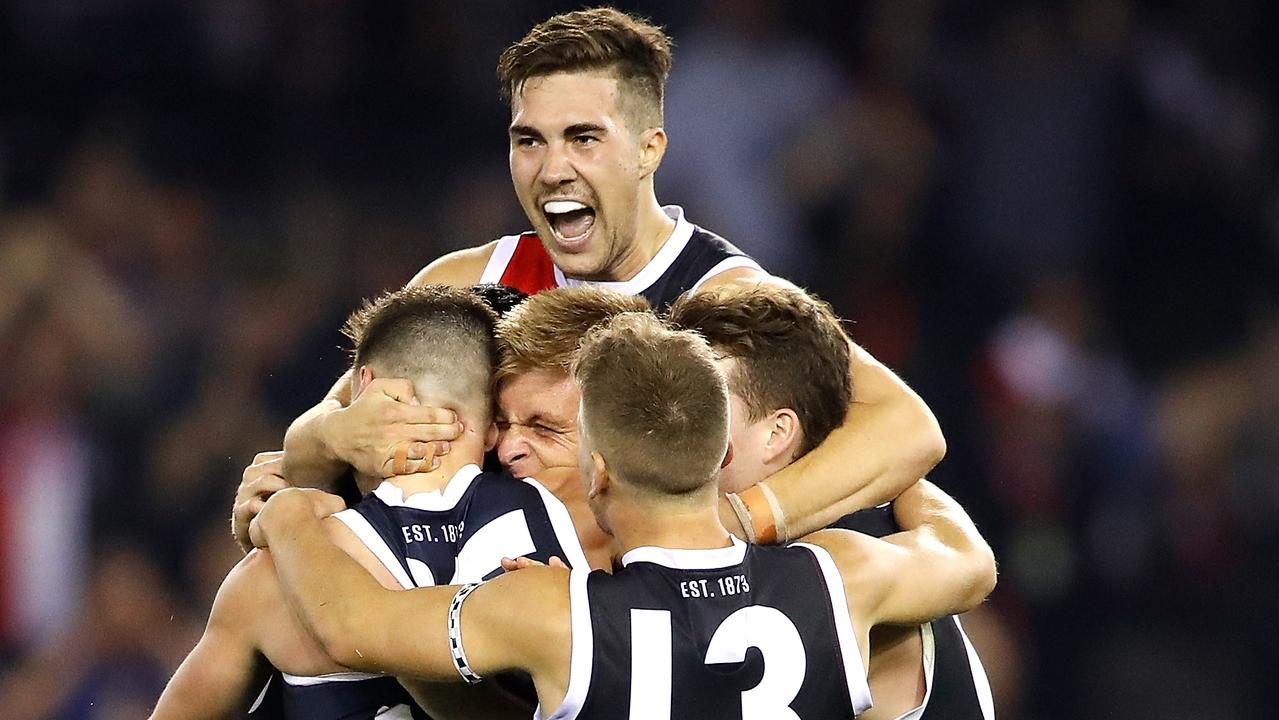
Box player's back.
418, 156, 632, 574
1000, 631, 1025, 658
249, 464, 585, 719
336, 464, 587, 588
550, 538, 870, 720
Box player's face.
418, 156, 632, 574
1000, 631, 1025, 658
495, 369, 581, 480
718, 390, 773, 495
509, 71, 645, 280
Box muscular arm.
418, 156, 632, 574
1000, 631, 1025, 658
281, 243, 495, 488
805, 479, 996, 628
150, 554, 274, 720
253, 489, 569, 688
700, 269, 946, 539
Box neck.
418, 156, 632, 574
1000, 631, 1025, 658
599, 191, 676, 282
356, 448, 484, 497
609, 493, 734, 559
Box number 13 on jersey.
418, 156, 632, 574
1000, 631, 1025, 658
629, 606, 807, 720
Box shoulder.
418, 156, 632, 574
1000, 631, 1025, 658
210, 550, 281, 637
406, 241, 499, 288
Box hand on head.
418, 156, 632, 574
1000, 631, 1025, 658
327, 377, 462, 478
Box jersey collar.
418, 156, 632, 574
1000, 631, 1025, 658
372, 464, 483, 511
553, 205, 694, 295
620, 536, 747, 570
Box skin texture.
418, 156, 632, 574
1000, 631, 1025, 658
495, 370, 580, 480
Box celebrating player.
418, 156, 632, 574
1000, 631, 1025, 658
250, 312, 996, 719
152, 286, 584, 719
670, 285, 996, 720
276, 7, 944, 544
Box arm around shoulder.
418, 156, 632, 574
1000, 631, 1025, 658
699, 268, 946, 538
803, 480, 995, 628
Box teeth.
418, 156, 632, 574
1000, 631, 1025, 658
543, 200, 588, 215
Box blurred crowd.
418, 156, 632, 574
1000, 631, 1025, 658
1, 1, 1276, 718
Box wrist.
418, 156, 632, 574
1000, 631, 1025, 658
315, 402, 347, 465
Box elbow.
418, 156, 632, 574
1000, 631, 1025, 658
313, 612, 376, 672
915, 409, 946, 470
964, 543, 998, 611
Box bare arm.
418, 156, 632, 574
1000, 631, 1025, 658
280, 243, 495, 489
150, 555, 273, 720
701, 269, 945, 539
804, 479, 996, 627
251, 489, 569, 685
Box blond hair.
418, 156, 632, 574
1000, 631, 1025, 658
496, 286, 650, 382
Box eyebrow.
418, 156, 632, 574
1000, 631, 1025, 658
563, 123, 607, 137
508, 123, 608, 139
509, 124, 542, 138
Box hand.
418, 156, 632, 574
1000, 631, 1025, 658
322, 378, 462, 478
500, 555, 568, 572
248, 487, 347, 549
232, 451, 291, 553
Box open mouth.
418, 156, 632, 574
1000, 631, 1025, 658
543, 200, 596, 248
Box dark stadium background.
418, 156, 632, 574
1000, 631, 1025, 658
1, 1, 1276, 718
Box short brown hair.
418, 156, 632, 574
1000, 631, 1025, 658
668, 285, 851, 457
496, 286, 650, 381
344, 285, 499, 422
497, 7, 673, 129
574, 312, 729, 496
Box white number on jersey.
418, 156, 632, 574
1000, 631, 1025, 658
628, 606, 806, 720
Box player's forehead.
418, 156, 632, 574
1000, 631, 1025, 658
510, 70, 626, 132
496, 368, 580, 418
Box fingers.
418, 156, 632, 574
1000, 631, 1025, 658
499, 555, 568, 573
380, 440, 448, 478
234, 451, 292, 552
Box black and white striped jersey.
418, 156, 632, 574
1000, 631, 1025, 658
831, 504, 995, 720
334, 464, 589, 588
540, 538, 870, 720
247, 464, 588, 719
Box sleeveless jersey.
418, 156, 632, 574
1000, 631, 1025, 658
831, 505, 995, 720
478, 205, 763, 309
247, 464, 588, 719
541, 538, 871, 720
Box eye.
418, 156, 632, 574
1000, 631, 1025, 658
573, 134, 599, 146
514, 136, 540, 148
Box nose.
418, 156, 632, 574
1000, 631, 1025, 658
497, 425, 531, 471
538, 142, 576, 187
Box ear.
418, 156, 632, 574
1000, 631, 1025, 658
761, 408, 803, 465
483, 421, 499, 452
721, 441, 734, 469
354, 365, 375, 399
637, 127, 667, 178
587, 450, 611, 499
